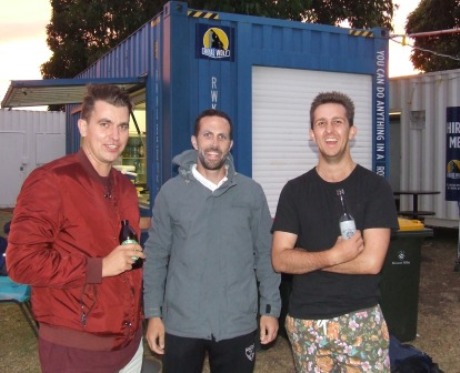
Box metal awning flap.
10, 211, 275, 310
1, 77, 146, 108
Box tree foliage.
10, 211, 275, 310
41, 0, 164, 79
42, 0, 394, 80
406, 0, 460, 72
188, 0, 394, 27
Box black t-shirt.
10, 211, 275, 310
272, 165, 399, 319
0, 236, 7, 275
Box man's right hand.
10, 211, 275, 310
102, 243, 145, 277
146, 317, 165, 354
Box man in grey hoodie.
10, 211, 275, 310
143, 109, 281, 373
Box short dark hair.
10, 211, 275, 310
80, 84, 132, 121
310, 91, 355, 129
193, 109, 233, 140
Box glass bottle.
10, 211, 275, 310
119, 219, 143, 269
337, 188, 356, 240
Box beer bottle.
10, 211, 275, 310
337, 189, 356, 240
119, 219, 143, 269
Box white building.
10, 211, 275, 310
390, 69, 460, 228
0, 110, 65, 208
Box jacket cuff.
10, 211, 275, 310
86, 257, 102, 284
260, 303, 281, 318
144, 307, 162, 319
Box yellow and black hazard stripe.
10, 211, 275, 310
348, 29, 374, 38
151, 16, 160, 27
187, 10, 219, 20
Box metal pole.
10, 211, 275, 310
391, 27, 460, 42
409, 27, 460, 38
455, 200, 460, 272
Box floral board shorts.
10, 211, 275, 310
285, 305, 390, 373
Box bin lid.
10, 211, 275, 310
398, 217, 425, 231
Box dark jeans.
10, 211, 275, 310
163, 331, 257, 373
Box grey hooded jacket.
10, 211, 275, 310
143, 149, 281, 341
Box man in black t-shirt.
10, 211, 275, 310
272, 91, 398, 372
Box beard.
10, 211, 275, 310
197, 148, 228, 170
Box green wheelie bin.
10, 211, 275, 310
379, 219, 433, 342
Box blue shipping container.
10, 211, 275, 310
65, 1, 390, 215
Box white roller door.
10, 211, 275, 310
252, 66, 373, 216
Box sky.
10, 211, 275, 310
0, 0, 421, 110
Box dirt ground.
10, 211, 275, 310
407, 227, 460, 372
1, 207, 459, 372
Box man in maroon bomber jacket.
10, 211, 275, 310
6, 84, 146, 373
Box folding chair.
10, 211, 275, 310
0, 276, 38, 337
